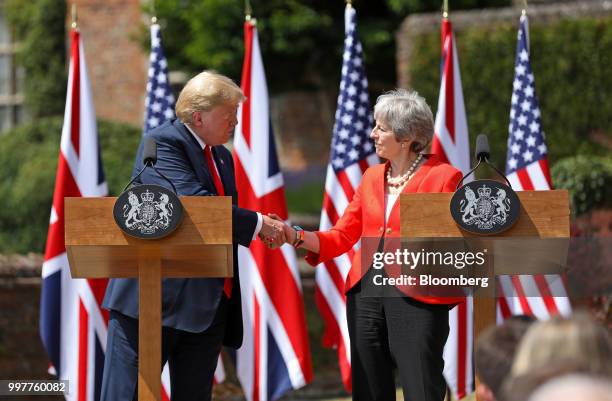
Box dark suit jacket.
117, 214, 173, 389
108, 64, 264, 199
102, 119, 258, 348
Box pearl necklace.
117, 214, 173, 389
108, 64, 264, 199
386, 154, 423, 188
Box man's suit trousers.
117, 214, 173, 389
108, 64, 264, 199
100, 298, 228, 401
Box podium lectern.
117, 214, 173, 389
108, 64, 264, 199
65, 196, 233, 401
401, 190, 569, 397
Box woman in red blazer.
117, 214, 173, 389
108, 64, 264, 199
270, 89, 462, 401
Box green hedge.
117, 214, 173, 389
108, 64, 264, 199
0, 118, 141, 253
408, 15, 612, 170
551, 155, 612, 216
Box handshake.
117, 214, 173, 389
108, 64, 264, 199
258, 213, 296, 249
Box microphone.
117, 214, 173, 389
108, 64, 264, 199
455, 132, 511, 189
143, 136, 157, 166
121, 136, 177, 194
475, 134, 490, 162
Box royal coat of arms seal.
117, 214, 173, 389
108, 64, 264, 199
450, 179, 520, 235
113, 184, 183, 239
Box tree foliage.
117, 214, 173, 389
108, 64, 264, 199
0, 118, 141, 253
149, 0, 510, 94
386, 0, 508, 14
5, 0, 67, 118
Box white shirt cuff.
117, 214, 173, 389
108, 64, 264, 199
252, 212, 263, 240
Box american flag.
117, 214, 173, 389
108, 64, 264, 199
505, 15, 551, 191
39, 27, 109, 401
233, 19, 312, 401
144, 23, 175, 134
430, 18, 474, 399
498, 14, 571, 320
143, 26, 179, 397
314, 4, 379, 392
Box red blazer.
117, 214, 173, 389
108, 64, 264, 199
306, 155, 464, 305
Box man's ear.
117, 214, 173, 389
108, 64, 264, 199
191, 111, 203, 127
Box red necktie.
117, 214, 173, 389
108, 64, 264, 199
203, 146, 232, 298
203, 146, 225, 196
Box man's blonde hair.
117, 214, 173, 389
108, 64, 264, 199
175, 71, 245, 124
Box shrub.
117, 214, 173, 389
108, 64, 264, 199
0, 117, 141, 253
551, 155, 612, 216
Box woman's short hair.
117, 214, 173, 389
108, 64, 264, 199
373, 89, 434, 153
175, 71, 245, 124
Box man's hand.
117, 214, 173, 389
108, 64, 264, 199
259, 214, 287, 249
267, 213, 296, 246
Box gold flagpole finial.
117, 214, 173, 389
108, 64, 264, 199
71, 4, 78, 29
522, 0, 528, 16
151, 0, 157, 24
346, 0, 352, 9
245, 0, 252, 21
442, 0, 449, 19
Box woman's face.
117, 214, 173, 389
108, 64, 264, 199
370, 119, 408, 161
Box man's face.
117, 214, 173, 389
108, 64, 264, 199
192, 103, 239, 146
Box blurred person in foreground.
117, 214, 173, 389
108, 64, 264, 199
500, 312, 612, 401
474, 315, 535, 401
527, 374, 612, 401
100, 71, 286, 401
266, 89, 463, 401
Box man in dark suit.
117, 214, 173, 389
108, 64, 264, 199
100, 71, 285, 401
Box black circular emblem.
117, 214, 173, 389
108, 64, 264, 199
450, 179, 520, 235
113, 184, 183, 239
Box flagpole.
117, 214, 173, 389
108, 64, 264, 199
443, 0, 448, 19
150, 0, 157, 24
71, 4, 78, 29
245, 0, 252, 21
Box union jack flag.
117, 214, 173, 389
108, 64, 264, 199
314, 4, 379, 392
498, 14, 571, 320
233, 19, 313, 401
39, 27, 109, 401
430, 17, 474, 399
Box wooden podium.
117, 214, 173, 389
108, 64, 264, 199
65, 196, 233, 401
401, 190, 569, 394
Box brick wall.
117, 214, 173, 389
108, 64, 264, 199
271, 91, 335, 172
66, 0, 147, 127
0, 255, 59, 400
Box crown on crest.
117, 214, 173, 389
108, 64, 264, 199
477, 185, 491, 197
141, 190, 155, 202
